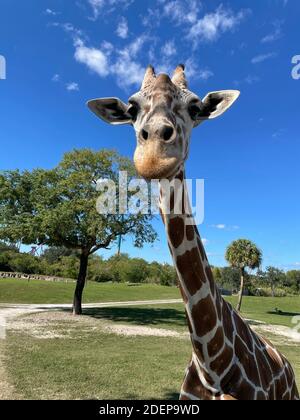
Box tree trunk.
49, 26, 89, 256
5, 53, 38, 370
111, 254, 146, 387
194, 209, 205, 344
73, 251, 89, 316
271, 282, 275, 297
236, 268, 245, 312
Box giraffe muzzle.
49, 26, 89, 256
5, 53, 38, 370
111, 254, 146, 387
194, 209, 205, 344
139, 123, 177, 144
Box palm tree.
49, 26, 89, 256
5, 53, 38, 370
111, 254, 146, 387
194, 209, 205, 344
225, 239, 262, 311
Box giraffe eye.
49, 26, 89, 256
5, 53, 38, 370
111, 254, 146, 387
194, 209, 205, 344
127, 102, 139, 120
188, 104, 202, 120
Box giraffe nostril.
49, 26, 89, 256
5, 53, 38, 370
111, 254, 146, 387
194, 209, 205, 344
161, 126, 174, 142
141, 129, 149, 140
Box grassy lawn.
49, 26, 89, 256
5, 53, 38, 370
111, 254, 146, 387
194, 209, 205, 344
1, 279, 299, 400
226, 296, 300, 327
0, 278, 299, 329
0, 279, 180, 304
3, 305, 300, 400
82, 296, 300, 331
5, 329, 190, 400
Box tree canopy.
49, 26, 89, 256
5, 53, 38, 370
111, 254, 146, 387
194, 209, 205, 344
0, 149, 157, 314
225, 239, 262, 271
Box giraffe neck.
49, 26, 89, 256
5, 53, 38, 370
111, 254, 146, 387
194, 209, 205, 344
159, 167, 234, 392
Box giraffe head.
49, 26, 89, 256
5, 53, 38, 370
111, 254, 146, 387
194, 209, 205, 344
88, 65, 240, 180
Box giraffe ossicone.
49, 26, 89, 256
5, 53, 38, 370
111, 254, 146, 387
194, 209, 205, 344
88, 65, 299, 401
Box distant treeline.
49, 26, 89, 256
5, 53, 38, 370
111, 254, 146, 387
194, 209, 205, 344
0, 242, 177, 286
0, 242, 299, 295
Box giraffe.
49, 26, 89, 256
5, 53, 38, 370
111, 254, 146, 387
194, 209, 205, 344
87, 65, 299, 400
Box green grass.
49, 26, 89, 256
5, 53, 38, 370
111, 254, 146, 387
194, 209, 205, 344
4, 305, 300, 400
0, 279, 180, 304
226, 296, 300, 327
82, 296, 300, 332
0, 278, 299, 329
5, 330, 190, 400
1, 280, 299, 399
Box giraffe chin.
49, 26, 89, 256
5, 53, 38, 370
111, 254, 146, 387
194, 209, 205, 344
134, 148, 180, 181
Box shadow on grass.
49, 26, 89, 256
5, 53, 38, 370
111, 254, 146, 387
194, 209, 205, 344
82, 307, 187, 328
267, 310, 300, 317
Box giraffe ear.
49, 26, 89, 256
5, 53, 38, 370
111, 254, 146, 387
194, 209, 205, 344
87, 98, 132, 125
198, 90, 240, 121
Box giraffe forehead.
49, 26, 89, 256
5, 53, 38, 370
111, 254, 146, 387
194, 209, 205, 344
153, 73, 174, 89
146, 74, 180, 103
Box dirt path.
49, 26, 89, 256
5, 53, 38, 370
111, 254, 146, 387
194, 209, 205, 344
0, 299, 182, 332
0, 298, 181, 311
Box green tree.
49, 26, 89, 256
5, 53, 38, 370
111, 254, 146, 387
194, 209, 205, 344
123, 258, 150, 283
42, 247, 78, 264
212, 267, 222, 286
285, 270, 300, 293
225, 239, 262, 311
8, 253, 41, 275
259, 267, 286, 297
219, 267, 241, 291
0, 241, 18, 253
0, 149, 157, 315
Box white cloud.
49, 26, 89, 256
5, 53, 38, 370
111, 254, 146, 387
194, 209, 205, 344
202, 238, 209, 245
45, 8, 58, 16
251, 52, 277, 64
234, 75, 260, 86
244, 75, 260, 84
111, 36, 148, 89
147, 52, 213, 84
261, 21, 283, 43
161, 41, 177, 58
211, 224, 239, 231
88, 0, 105, 19
73, 36, 148, 90
213, 224, 226, 230
184, 57, 214, 80
74, 38, 109, 77
116, 17, 129, 39
163, 0, 200, 25
52, 74, 60, 82
101, 41, 114, 54
187, 5, 250, 45
66, 82, 79, 91
142, 7, 161, 28
272, 128, 285, 139
112, 58, 145, 90
52, 22, 85, 41
197, 69, 214, 80
88, 0, 133, 20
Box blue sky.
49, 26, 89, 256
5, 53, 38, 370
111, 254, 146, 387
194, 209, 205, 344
0, 0, 300, 269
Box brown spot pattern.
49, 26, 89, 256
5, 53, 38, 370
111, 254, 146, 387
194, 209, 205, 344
168, 216, 184, 249
181, 362, 213, 400
235, 336, 260, 384
222, 301, 234, 342
207, 327, 224, 358
210, 346, 233, 376
192, 294, 217, 337
176, 247, 207, 295
233, 312, 254, 352
186, 224, 195, 241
